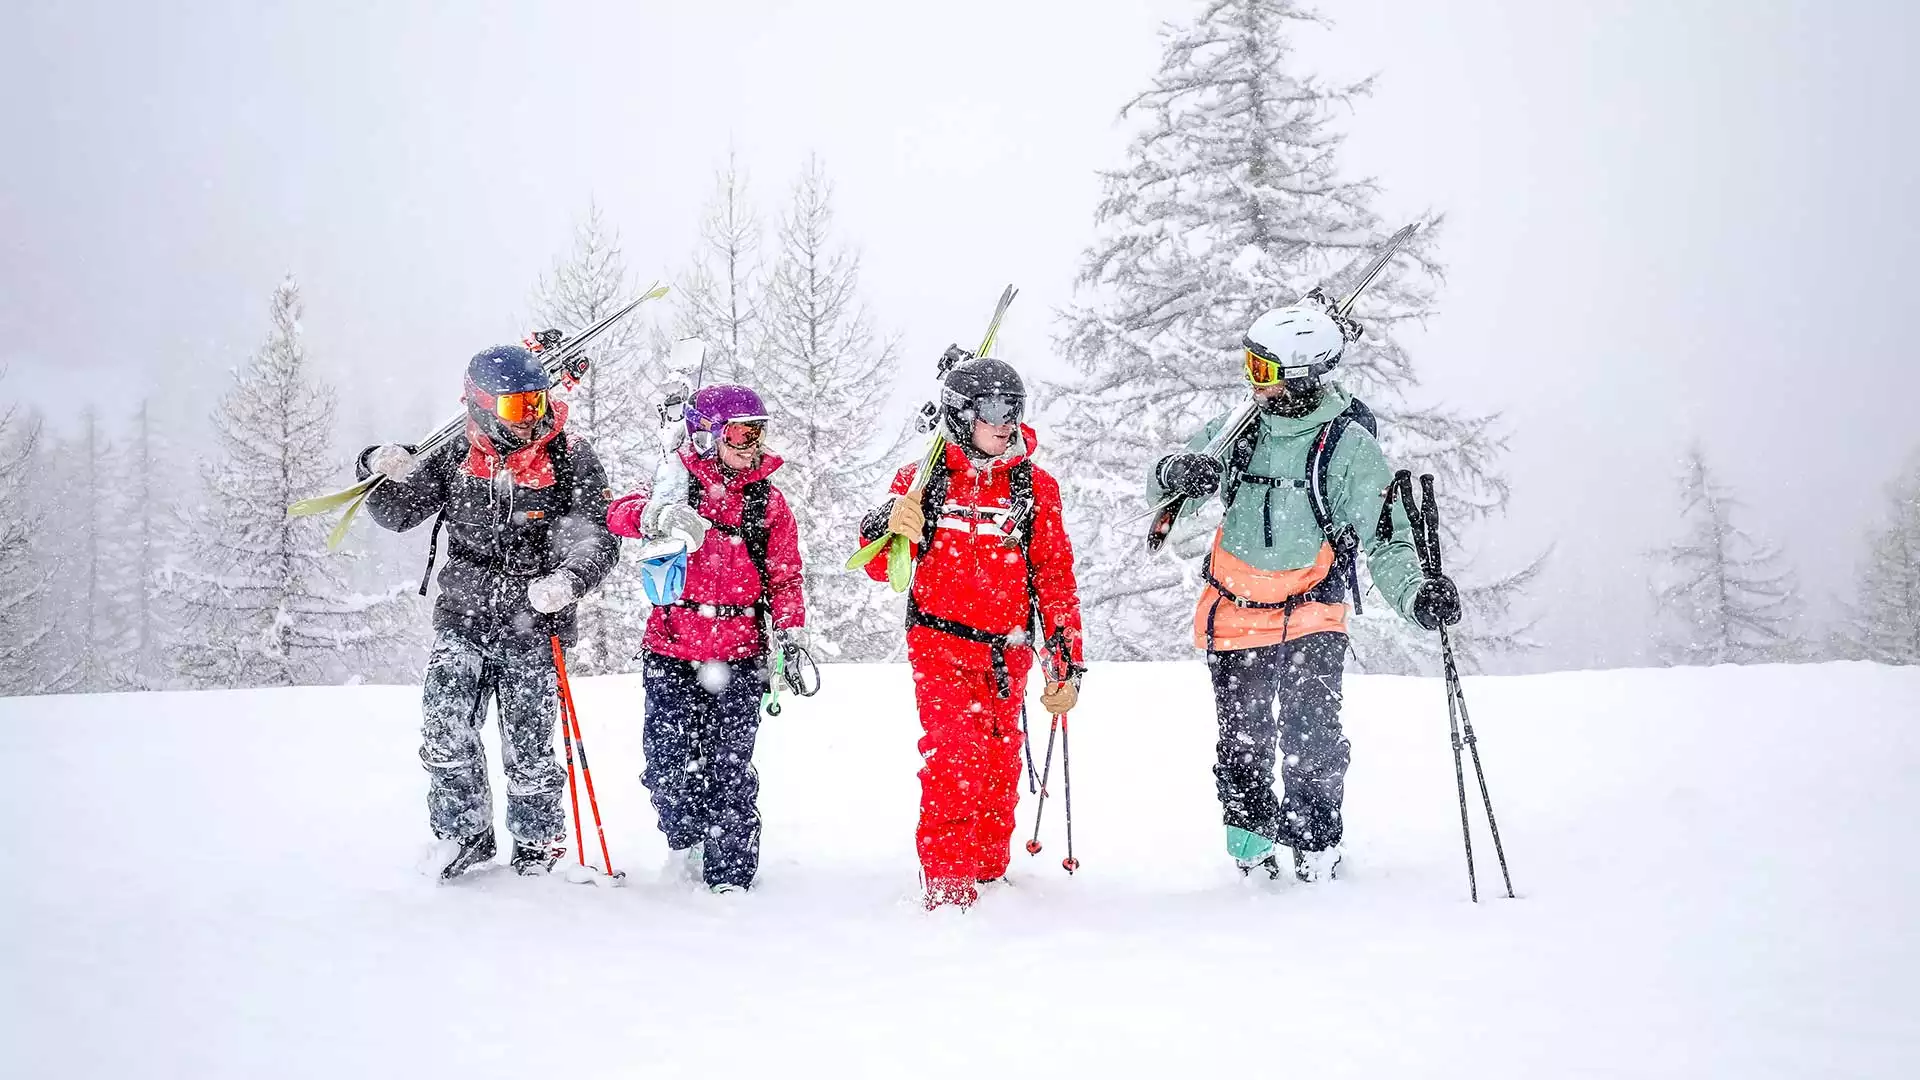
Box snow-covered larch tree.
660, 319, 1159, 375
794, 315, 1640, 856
1648, 444, 1805, 665
758, 155, 910, 661
1044, 0, 1533, 671
531, 203, 659, 674
162, 277, 413, 687
677, 154, 766, 386
1836, 453, 1920, 664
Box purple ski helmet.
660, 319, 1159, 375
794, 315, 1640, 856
684, 384, 771, 454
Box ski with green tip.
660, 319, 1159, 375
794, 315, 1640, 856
848, 284, 1018, 592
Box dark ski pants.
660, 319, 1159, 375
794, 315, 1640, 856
641, 653, 768, 889
1208, 631, 1350, 852
419, 630, 566, 846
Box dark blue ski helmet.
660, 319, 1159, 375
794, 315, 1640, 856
466, 345, 549, 395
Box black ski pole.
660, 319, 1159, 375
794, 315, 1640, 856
1058, 710, 1078, 874
1020, 701, 1040, 794
1025, 713, 1059, 855
1422, 474, 1514, 899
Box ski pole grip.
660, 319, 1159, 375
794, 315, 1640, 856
1418, 474, 1441, 575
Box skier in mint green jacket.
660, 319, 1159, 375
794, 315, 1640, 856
1146, 303, 1463, 883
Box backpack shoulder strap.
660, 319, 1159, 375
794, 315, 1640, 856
547, 430, 576, 510
742, 479, 773, 591
1306, 397, 1376, 614
1010, 460, 1040, 623
1219, 422, 1261, 508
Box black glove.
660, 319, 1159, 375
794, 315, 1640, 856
1413, 575, 1463, 631
1156, 453, 1223, 499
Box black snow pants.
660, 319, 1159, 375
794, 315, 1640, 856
1208, 631, 1351, 852
419, 630, 566, 847
641, 653, 769, 889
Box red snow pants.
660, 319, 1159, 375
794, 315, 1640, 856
908, 628, 1033, 883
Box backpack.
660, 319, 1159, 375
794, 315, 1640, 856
1215, 397, 1379, 615
417, 431, 578, 596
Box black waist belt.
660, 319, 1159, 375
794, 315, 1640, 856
906, 596, 1019, 699
1202, 553, 1305, 655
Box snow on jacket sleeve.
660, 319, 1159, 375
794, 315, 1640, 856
855, 463, 920, 584
356, 442, 451, 532
1029, 467, 1086, 667
1333, 429, 1425, 624
766, 486, 806, 630
550, 437, 621, 598
606, 486, 651, 539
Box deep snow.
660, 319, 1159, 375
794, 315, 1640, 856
3, 661, 1917, 1078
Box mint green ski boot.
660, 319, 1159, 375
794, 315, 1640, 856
1227, 826, 1282, 880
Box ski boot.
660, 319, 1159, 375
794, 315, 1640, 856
1292, 845, 1343, 883
1228, 826, 1283, 880
924, 878, 979, 911
438, 829, 497, 881
663, 843, 704, 886
510, 838, 565, 876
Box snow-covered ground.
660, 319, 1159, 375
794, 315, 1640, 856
3, 661, 1916, 1078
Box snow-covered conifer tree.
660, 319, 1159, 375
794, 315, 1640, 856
0, 390, 56, 696
677, 155, 766, 385
163, 277, 413, 687
758, 156, 909, 661
1649, 445, 1805, 665
531, 203, 658, 674
1044, 0, 1532, 671
1836, 454, 1920, 665
44, 407, 134, 690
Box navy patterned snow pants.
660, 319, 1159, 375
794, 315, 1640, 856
419, 630, 566, 846
1208, 631, 1351, 852
641, 653, 768, 889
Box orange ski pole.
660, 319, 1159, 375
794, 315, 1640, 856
551, 636, 617, 876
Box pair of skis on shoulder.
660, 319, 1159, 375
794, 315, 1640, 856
289, 284, 671, 548
1141, 222, 1426, 553
845, 284, 1020, 593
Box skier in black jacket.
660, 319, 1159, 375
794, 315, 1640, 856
357, 344, 620, 880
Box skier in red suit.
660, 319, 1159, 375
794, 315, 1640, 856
855, 353, 1084, 910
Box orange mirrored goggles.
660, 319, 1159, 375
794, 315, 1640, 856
1243, 348, 1285, 387
493, 389, 549, 424
721, 421, 766, 448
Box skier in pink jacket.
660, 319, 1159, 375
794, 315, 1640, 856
605, 385, 806, 893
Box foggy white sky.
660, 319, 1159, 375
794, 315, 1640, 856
4, 0, 1916, 670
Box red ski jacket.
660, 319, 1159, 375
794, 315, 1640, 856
858, 426, 1084, 676
606, 446, 805, 662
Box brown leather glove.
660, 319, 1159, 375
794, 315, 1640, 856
1040, 679, 1078, 716
886, 495, 925, 539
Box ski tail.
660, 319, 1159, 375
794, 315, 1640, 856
1333, 222, 1422, 316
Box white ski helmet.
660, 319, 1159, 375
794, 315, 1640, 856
1244, 305, 1344, 381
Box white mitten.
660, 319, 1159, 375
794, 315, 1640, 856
369, 444, 417, 482
527, 571, 577, 614
648, 503, 710, 551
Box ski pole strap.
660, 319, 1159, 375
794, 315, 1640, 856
418, 512, 446, 597
906, 596, 1017, 698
